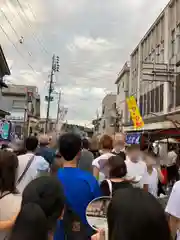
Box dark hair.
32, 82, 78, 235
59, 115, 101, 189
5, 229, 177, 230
82, 138, 89, 149
1, 144, 8, 149
25, 137, 39, 152
0, 150, 18, 193
21, 176, 65, 230
107, 188, 171, 240
9, 203, 48, 240
99, 135, 113, 150
59, 133, 82, 161
108, 155, 127, 178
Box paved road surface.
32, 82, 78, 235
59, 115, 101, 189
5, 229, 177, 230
87, 216, 107, 230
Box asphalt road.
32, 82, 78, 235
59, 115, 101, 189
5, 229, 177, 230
87, 216, 107, 230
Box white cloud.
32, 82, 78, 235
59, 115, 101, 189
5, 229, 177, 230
67, 36, 117, 53
1, 0, 169, 125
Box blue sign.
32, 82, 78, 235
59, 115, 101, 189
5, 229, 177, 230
126, 133, 141, 145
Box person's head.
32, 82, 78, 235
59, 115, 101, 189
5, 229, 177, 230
1, 144, 8, 149
9, 176, 65, 240
39, 135, 49, 147
9, 203, 48, 240
89, 137, 99, 151
82, 138, 89, 150
144, 152, 156, 169
127, 144, 141, 163
58, 133, 82, 162
99, 135, 113, 152
107, 188, 171, 240
9, 140, 26, 156
108, 155, 127, 178
25, 136, 39, 152
0, 150, 18, 193
113, 133, 126, 152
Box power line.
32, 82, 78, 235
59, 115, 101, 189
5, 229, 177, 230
0, 24, 38, 74
26, 1, 52, 56
15, 0, 51, 57
0, 8, 33, 58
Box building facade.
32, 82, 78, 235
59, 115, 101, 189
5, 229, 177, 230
99, 94, 116, 135
115, 62, 130, 127
1, 84, 41, 136
119, 0, 180, 131
0, 45, 10, 119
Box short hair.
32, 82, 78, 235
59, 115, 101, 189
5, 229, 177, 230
126, 144, 140, 152
82, 138, 89, 149
107, 188, 171, 240
0, 150, 18, 193
9, 177, 65, 240
39, 135, 49, 146
58, 133, 82, 161
25, 137, 39, 152
108, 155, 127, 178
99, 135, 113, 150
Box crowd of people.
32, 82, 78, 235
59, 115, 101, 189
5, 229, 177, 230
0, 132, 179, 240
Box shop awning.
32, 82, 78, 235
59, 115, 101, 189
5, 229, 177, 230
124, 120, 175, 132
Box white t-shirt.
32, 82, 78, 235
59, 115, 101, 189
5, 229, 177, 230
17, 153, 49, 193
125, 159, 149, 188
0, 193, 22, 240
147, 168, 158, 198
92, 152, 114, 181
166, 181, 180, 240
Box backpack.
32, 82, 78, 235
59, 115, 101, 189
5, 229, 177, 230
63, 204, 94, 240
62, 178, 96, 240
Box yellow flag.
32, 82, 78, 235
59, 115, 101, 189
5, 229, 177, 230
126, 96, 144, 129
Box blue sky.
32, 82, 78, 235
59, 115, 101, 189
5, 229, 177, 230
1, 0, 169, 126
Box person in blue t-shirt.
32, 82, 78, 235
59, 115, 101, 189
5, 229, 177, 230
54, 133, 102, 240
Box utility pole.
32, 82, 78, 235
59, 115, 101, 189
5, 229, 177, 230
56, 91, 61, 133
45, 55, 60, 133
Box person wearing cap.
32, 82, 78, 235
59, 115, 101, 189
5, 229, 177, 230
36, 134, 56, 165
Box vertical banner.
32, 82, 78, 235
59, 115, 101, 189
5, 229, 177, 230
126, 96, 144, 129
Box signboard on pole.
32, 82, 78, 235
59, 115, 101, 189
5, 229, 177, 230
126, 96, 144, 129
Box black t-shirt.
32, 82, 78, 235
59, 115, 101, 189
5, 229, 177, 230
100, 180, 133, 196
111, 151, 126, 161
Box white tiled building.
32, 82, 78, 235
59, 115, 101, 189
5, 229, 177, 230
115, 62, 130, 126
117, 0, 180, 131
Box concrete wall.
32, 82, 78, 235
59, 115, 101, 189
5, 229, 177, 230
116, 63, 130, 124
99, 94, 116, 135
129, 0, 180, 121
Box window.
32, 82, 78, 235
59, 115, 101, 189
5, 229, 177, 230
156, 45, 160, 63
155, 86, 160, 112
150, 89, 155, 113
103, 120, 106, 129
176, 73, 180, 106
171, 29, 175, 57
159, 84, 164, 112
177, 24, 180, 53
12, 100, 25, 109
139, 96, 143, 116
117, 85, 120, 94
144, 94, 147, 116
147, 92, 150, 114
102, 106, 105, 115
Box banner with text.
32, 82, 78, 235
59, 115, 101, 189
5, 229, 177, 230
126, 96, 144, 129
